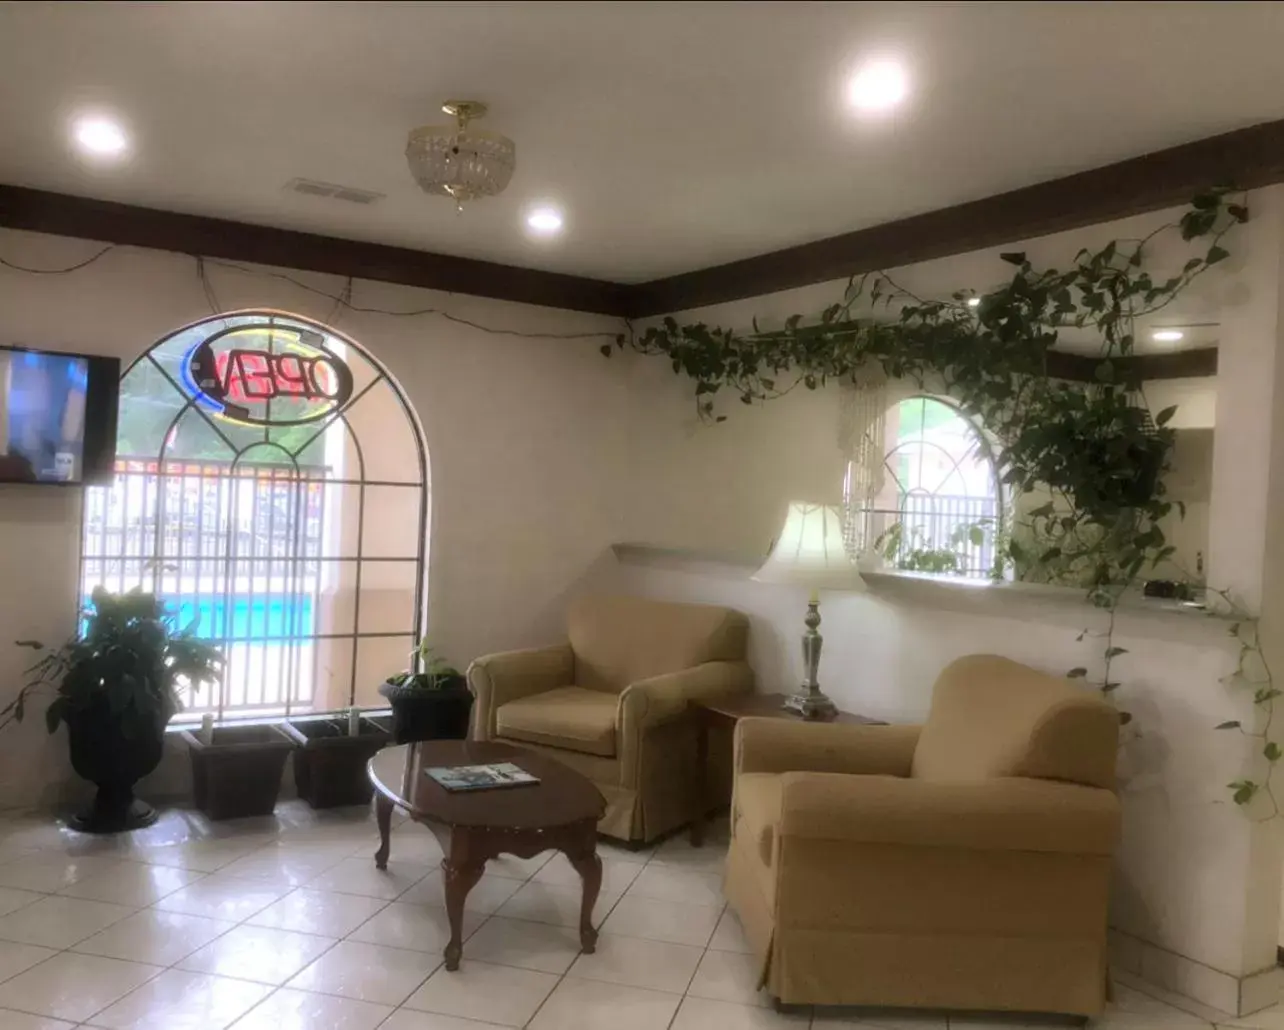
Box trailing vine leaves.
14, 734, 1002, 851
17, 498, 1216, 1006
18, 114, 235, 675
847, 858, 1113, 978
604, 190, 1249, 746
1068, 585, 1134, 728
1212, 588, 1280, 818
606, 190, 1245, 597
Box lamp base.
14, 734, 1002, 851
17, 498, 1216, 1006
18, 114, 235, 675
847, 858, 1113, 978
782, 691, 839, 721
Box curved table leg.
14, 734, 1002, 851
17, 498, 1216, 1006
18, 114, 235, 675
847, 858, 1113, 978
563, 826, 602, 954
442, 859, 485, 970
374, 794, 393, 871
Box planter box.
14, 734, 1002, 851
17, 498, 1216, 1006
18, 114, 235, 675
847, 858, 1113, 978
377, 681, 474, 744
181, 724, 294, 821
283, 716, 390, 809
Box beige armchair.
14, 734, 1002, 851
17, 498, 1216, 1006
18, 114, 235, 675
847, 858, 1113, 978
468, 595, 753, 843
725, 654, 1121, 1018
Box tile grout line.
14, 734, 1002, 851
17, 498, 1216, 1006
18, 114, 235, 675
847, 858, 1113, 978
3, 812, 1154, 1030
0, 827, 373, 1027
521, 837, 690, 1030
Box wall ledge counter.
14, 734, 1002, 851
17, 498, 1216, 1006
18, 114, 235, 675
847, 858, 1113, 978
610, 542, 1237, 647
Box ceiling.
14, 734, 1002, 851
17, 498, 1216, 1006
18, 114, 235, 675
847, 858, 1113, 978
1, 2, 1283, 284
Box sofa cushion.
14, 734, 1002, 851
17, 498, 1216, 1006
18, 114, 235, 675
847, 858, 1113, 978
735, 772, 783, 866
567, 595, 749, 693
497, 686, 618, 757
911, 655, 1119, 789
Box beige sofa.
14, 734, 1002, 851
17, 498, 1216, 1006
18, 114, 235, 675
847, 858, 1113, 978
468, 595, 753, 843
725, 654, 1121, 1018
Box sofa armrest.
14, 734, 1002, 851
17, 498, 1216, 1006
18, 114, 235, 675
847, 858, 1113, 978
614, 661, 752, 791
779, 772, 1120, 855
618, 660, 754, 732
735, 717, 922, 778
467, 643, 575, 740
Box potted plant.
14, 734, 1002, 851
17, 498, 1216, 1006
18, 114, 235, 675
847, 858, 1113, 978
378, 641, 473, 744
1, 586, 222, 833
282, 710, 390, 809
180, 720, 296, 821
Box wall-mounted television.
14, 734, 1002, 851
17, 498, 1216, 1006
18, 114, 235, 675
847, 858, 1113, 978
0, 344, 120, 486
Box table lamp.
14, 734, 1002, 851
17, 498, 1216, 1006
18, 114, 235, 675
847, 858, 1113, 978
753, 502, 865, 719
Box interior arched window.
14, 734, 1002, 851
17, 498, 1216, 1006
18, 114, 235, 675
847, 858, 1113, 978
846, 395, 1003, 579
79, 311, 429, 720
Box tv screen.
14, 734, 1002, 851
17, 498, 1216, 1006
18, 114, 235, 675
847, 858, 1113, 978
0, 345, 120, 485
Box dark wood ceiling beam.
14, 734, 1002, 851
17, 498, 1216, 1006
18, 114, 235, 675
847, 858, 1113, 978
625, 118, 1284, 317
0, 185, 633, 316
3, 118, 1283, 347
1046, 347, 1217, 383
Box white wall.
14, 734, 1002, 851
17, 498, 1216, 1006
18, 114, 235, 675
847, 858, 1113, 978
0, 228, 625, 808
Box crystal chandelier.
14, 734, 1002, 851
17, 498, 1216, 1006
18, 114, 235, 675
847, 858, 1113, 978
405, 100, 516, 211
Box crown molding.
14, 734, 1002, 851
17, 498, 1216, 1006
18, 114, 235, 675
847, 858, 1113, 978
1046, 347, 1217, 383
625, 118, 1284, 317
3, 117, 1280, 372
0, 184, 632, 316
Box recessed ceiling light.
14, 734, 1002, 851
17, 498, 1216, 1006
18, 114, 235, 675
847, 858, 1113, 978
1152, 329, 1185, 342
526, 206, 564, 237
72, 115, 129, 158
966, 297, 981, 308
847, 59, 910, 113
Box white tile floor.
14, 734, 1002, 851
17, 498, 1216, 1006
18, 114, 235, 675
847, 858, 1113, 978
0, 800, 1269, 1028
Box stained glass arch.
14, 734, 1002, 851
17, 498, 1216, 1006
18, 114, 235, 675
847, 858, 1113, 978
80, 310, 430, 720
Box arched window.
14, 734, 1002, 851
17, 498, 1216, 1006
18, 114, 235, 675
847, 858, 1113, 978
80, 311, 429, 720
846, 395, 1003, 579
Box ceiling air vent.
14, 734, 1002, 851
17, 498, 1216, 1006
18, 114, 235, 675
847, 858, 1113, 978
284, 178, 385, 205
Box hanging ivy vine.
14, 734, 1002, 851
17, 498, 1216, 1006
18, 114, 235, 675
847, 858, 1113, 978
604, 189, 1253, 752
605, 189, 1245, 591
1212, 589, 1280, 816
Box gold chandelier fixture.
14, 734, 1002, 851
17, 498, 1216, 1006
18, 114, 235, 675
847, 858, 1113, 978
405, 100, 516, 211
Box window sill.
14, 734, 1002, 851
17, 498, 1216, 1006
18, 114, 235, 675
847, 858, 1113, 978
166, 706, 394, 734
610, 543, 1235, 645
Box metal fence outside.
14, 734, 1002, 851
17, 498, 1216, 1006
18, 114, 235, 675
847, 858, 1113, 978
849, 493, 1001, 579
81, 457, 329, 717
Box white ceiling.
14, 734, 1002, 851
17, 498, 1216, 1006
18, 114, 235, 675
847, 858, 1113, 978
1, 2, 1283, 283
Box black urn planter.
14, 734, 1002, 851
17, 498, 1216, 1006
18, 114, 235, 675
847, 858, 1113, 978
283, 715, 390, 809
377, 675, 474, 744
65, 695, 170, 834
8, 586, 224, 835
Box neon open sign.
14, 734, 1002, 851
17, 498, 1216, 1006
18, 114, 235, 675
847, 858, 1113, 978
183, 322, 354, 427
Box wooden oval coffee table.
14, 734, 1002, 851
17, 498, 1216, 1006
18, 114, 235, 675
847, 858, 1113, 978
368, 740, 606, 970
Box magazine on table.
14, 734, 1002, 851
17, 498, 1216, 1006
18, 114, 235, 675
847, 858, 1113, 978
425, 762, 541, 792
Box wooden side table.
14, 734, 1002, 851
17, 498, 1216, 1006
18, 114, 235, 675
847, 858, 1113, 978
688, 693, 885, 846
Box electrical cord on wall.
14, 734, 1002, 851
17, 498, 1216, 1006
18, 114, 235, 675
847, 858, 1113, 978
196, 255, 225, 317
0, 241, 626, 342
325, 276, 353, 329
198, 256, 620, 340
0, 243, 118, 275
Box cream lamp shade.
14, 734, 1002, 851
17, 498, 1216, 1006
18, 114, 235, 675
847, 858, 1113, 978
753, 502, 865, 593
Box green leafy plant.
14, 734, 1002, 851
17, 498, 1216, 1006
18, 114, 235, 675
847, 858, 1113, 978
1067, 584, 1135, 727
875, 518, 992, 576
384, 640, 463, 692
606, 190, 1244, 593
0, 586, 222, 736
603, 189, 1249, 761
1211, 590, 1279, 817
